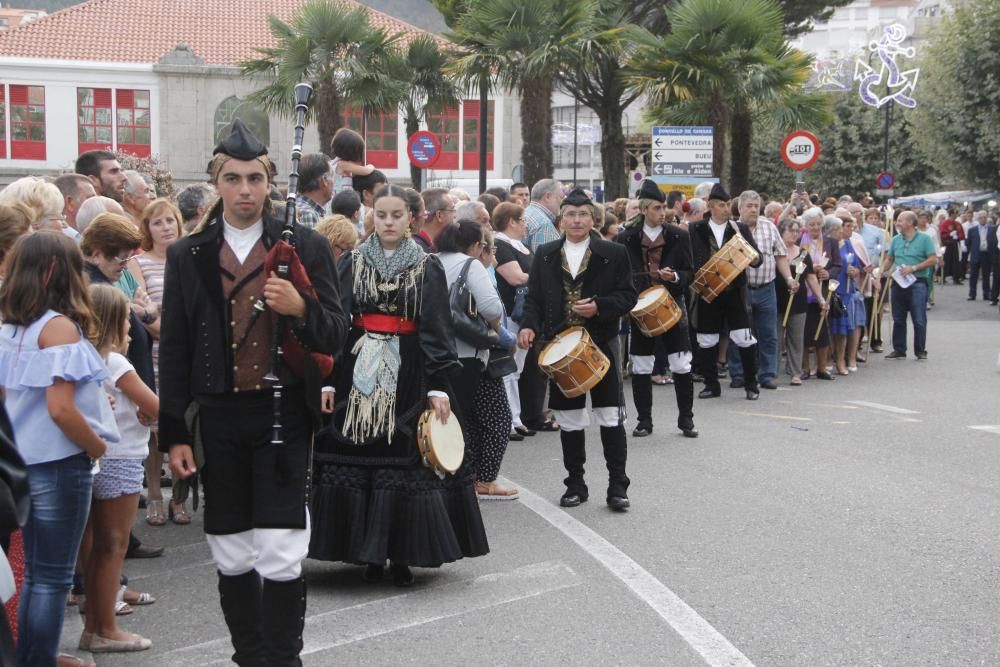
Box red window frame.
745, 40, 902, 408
342, 105, 398, 169
461, 99, 494, 171
9, 85, 45, 161
116, 89, 151, 157
77, 87, 114, 154
426, 105, 459, 170
0, 90, 6, 159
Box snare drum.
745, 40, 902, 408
630, 285, 682, 337
537, 327, 610, 398
417, 409, 465, 476
692, 234, 760, 303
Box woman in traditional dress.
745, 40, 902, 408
309, 185, 488, 587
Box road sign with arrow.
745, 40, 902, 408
649, 126, 713, 177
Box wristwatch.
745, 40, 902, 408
141, 309, 156, 324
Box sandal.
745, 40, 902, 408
145, 499, 166, 526
121, 585, 156, 606
169, 499, 192, 525
790, 376, 802, 386
475, 481, 519, 501
58, 654, 96, 667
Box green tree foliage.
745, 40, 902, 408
392, 36, 460, 188
446, 0, 598, 186
910, 0, 1000, 189
775, 0, 853, 37
240, 0, 403, 154
747, 93, 934, 200
627, 0, 829, 190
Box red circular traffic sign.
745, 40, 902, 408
876, 171, 895, 189
407, 131, 441, 169
780, 130, 821, 170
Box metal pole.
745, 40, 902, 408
572, 98, 579, 186
882, 102, 890, 172
478, 76, 488, 195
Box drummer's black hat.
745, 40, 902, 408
562, 188, 593, 207
707, 182, 730, 202
636, 179, 666, 203
213, 118, 268, 160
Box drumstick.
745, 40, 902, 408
814, 279, 839, 341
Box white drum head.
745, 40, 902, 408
427, 412, 464, 473
541, 329, 583, 365
634, 286, 666, 311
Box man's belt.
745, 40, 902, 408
353, 313, 418, 335
749, 283, 771, 290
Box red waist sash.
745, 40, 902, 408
353, 313, 418, 335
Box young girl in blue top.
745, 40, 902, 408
77, 284, 157, 654
0, 232, 116, 667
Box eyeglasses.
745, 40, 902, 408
481, 246, 496, 254
109, 254, 131, 265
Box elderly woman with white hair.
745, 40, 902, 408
799, 207, 841, 380
0, 177, 65, 232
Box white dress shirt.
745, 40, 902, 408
223, 217, 263, 264
564, 237, 591, 278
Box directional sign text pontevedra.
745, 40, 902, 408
650, 126, 714, 177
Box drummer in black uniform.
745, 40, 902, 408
517, 189, 637, 511
158, 120, 348, 666
688, 183, 763, 401
617, 179, 697, 438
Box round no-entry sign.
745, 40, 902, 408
407, 131, 441, 169
780, 130, 821, 170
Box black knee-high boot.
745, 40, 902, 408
218, 570, 264, 667
698, 345, 721, 397
600, 425, 630, 510
261, 577, 306, 666
672, 372, 698, 437
560, 429, 588, 505
631, 374, 653, 436
739, 344, 759, 399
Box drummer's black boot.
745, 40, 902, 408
697, 345, 721, 398
261, 577, 306, 667
673, 372, 698, 438
631, 374, 653, 437
218, 570, 264, 667
739, 345, 760, 400
560, 430, 588, 507
601, 426, 630, 511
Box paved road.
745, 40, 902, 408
64, 282, 1000, 666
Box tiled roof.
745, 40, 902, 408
0, 0, 438, 65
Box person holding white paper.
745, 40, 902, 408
881, 211, 937, 360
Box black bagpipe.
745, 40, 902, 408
263, 81, 335, 449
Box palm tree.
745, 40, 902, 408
626, 0, 830, 191
559, 0, 669, 199
240, 0, 403, 154
391, 36, 460, 189
447, 0, 598, 187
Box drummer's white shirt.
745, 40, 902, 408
642, 223, 663, 241
564, 237, 590, 278
708, 220, 728, 249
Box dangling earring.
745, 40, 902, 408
404, 226, 412, 239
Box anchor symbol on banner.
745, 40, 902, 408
854, 23, 919, 109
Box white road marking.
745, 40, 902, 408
847, 400, 919, 415
969, 425, 1000, 436
159, 560, 580, 666
503, 477, 755, 667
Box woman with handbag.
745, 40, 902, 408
474, 230, 519, 499
308, 186, 488, 588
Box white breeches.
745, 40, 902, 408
206, 510, 311, 581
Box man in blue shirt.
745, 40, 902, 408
524, 179, 564, 252
881, 211, 937, 360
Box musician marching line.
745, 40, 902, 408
150, 102, 803, 664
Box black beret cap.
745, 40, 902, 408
636, 179, 666, 203
707, 182, 730, 202
213, 118, 268, 160
562, 188, 592, 207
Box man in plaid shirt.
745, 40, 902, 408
727, 190, 797, 390
294, 153, 333, 229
